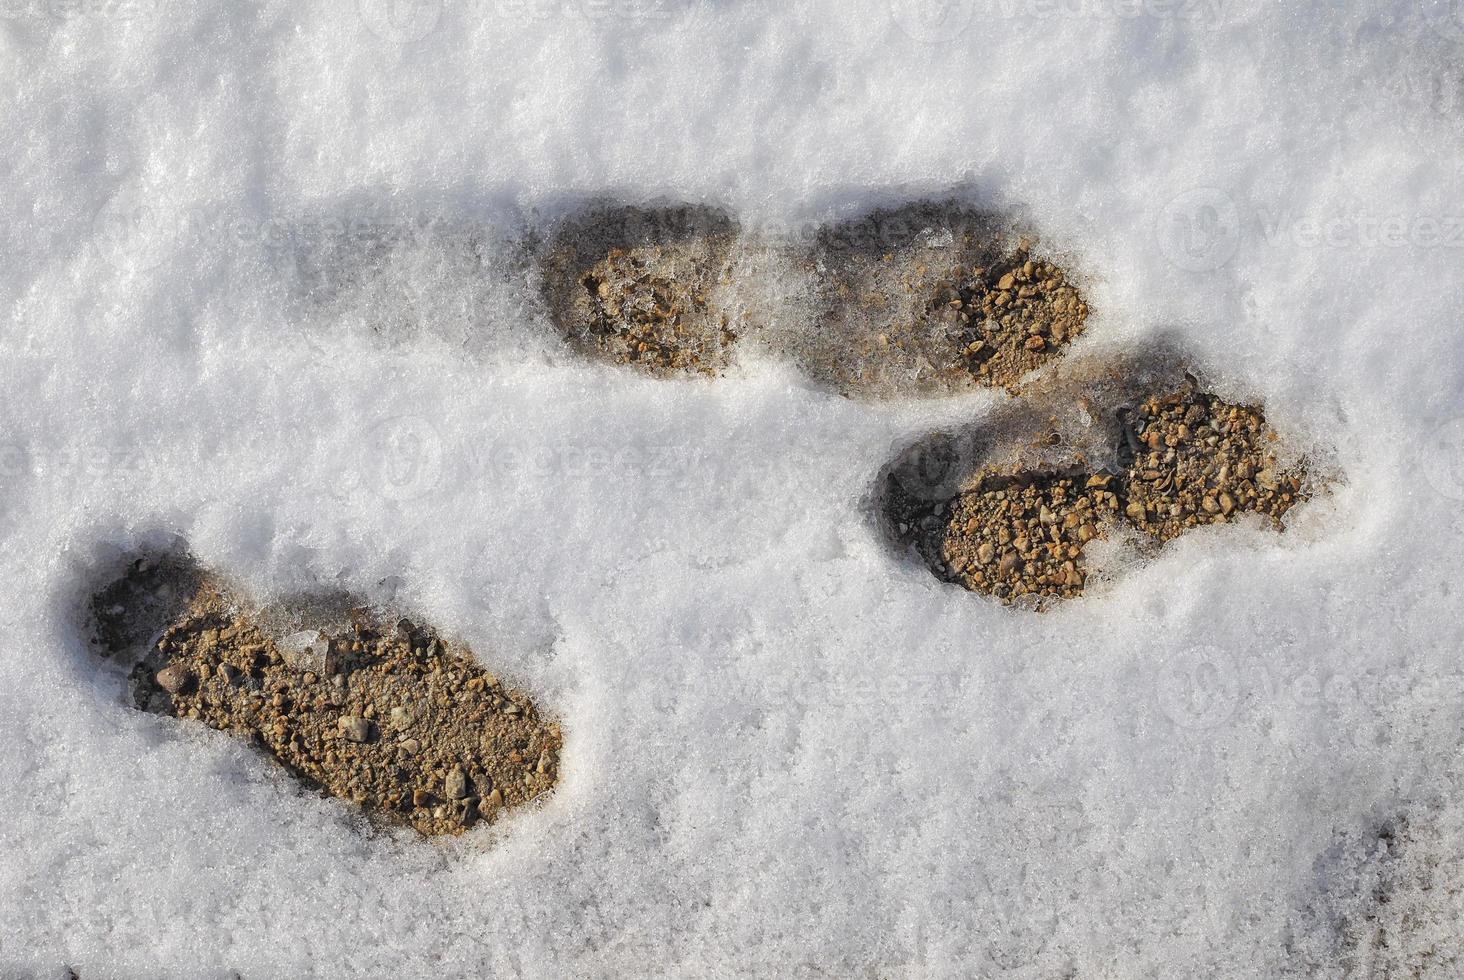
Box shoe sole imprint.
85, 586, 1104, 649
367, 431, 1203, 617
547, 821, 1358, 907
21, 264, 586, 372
538, 201, 743, 378
285, 195, 1092, 394
87, 548, 561, 837
791, 200, 1090, 397
878, 346, 1320, 608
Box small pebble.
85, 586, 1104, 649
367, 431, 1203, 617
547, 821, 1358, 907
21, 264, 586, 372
338, 715, 373, 743
155, 664, 193, 694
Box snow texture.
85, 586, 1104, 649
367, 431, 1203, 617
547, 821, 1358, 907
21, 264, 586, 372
2, 0, 1464, 976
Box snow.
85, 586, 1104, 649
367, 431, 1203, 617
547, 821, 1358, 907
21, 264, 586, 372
2, 0, 1464, 976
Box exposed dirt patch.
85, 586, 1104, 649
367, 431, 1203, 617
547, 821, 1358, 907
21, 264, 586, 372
796, 202, 1090, 397
90, 554, 560, 837
934, 471, 1121, 604
1117, 386, 1308, 541
879, 356, 1320, 607
540, 202, 740, 377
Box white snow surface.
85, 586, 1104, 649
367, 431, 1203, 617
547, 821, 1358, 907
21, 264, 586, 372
2, 0, 1464, 976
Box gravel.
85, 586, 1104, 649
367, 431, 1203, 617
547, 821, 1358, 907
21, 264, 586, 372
97, 562, 562, 837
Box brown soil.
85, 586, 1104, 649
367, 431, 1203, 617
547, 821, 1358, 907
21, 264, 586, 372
1118, 386, 1308, 541
535, 200, 1088, 391
798, 204, 1090, 397
882, 371, 1315, 608
91, 555, 560, 837
540, 203, 739, 377
935, 472, 1121, 605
